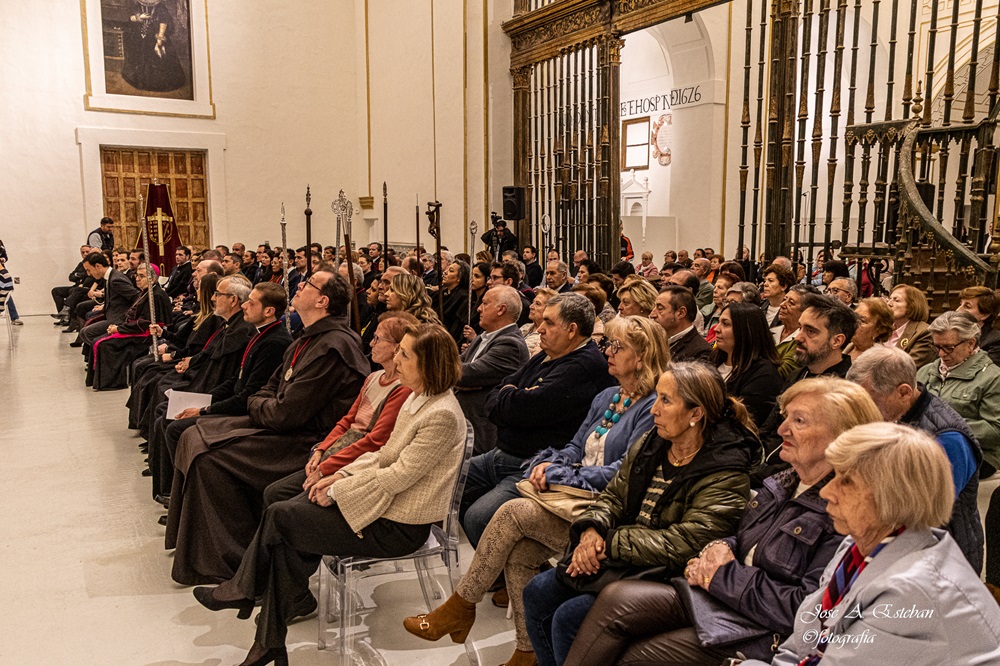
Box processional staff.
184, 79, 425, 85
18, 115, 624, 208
279, 203, 291, 332
467, 220, 478, 325
541, 214, 552, 255
382, 182, 389, 273
333, 190, 362, 334
139, 190, 160, 361
426, 201, 443, 317
415, 194, 421, 256
304, 185, 313, 279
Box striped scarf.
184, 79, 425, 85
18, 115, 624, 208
798, 527, 904, 665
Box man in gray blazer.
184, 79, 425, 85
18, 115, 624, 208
456, 286, 529, 454
79, 251, 141, 348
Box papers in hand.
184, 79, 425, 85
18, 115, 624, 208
164, 389, 212, 420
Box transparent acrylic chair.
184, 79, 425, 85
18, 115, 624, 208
317, 420, 479, 666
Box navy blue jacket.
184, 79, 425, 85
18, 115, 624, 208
486, 340, 615, 459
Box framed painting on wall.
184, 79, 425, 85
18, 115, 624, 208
81, 0, 215, 118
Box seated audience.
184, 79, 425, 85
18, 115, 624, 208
916, 310, 1000, 477
460, 292, 615, 548
192, 323, 467, 666
887, 284, 935, 367
456, 286, 530, 454
77, 251, 141, 349
635, 251, 659, 279
145, 276, 257, 499
712, 302, 782, 427
87, 263, 171, 391
958, 285, 1000, 365
844, 296, 893, 361
489, 262, 533, 326
574, 259, 603, 285
756, 294, 857, 478
848, 345, 983, 572
520, 287, 556, 357
649, 285, 712, 362
616, 277, 657, 318
221, 251, 243, 277
404, 316, 670, 666
690, 258, 716, 309
725, 280, 762, 306
567, 378, 879, 665
740, 422, 1000, 666
572, 282, 611, 347
152, 282, 292, 514
521, 362, 761, 666
165, 271, 369, 585
51, 244, 93, 325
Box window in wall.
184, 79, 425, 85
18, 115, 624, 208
100, 147, 210, 250
621, 117, 650, 170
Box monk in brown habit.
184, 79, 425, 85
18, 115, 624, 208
165, 270, 369, 585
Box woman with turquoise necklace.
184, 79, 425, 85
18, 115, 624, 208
404, 316, 670, 666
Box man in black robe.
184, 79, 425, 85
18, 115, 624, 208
88, 264, 172, 390
148, 282, 291, 510
143, 275, 256, 497
165, 270, 369, 585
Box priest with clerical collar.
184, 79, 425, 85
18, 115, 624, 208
165, 270, 370, 586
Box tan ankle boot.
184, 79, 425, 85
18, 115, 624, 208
402, 593, 476, 643
501, 649, 537, 666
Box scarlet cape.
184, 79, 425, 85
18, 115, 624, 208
165, 315, 369, 585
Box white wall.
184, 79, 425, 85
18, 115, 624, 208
2, 0, 506, 315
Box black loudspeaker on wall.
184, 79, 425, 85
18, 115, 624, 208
502, 186, 525, 220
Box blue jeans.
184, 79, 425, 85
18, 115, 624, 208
522, 567, 597, 666
5, 296, 17, 320
459, 448, 525, 548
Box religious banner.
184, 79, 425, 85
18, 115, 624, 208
139, 182, 182, 276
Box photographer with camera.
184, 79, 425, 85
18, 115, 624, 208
481, 214, 519, 260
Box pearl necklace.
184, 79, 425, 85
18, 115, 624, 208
594, 392, 632, 437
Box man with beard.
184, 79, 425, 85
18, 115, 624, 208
754, 293, 857, 482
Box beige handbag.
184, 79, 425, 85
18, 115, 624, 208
515, 479, 599, 522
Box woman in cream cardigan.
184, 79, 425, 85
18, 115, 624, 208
191, 323, 467, 666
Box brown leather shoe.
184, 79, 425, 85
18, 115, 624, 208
403, 592, 476, 643
501, 649, 537, 666
491, 586, 509, 608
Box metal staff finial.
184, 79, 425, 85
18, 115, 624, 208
304, 185, 313, 278
279, 203, 291, 332
332, 190, 360, 332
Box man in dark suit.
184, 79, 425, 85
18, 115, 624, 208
455, 286, 530, 454
78, 251, 140, 349
545, 260, 573, 293
650, 285, 712, 362
51, 244, 94, 324
164, 246, 194, 299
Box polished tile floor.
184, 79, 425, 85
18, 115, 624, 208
0, 318, 515, 666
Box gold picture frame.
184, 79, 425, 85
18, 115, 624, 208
81, 0, 215, 118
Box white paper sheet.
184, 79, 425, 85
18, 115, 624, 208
164, 389, 213, 420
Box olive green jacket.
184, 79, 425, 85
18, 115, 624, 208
917, 350, 1000, 470
571, 417, 760, 576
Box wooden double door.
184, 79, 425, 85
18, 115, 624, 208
100, 147, 210, 251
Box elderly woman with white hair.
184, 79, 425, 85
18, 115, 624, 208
740, 422, 1000, 665
916, 310, 1000, 478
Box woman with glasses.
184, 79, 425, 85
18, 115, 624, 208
887, 284, 935, 368
403, 317, 670, 666
711, 302, 782, 428
917, 310, 1000, 478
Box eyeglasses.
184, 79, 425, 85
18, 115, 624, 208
826, 287, 847, 296
301, 279, 322, 293
606, 339, 625, 355
214, 290, 235, 298
934, 340, 972, 354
